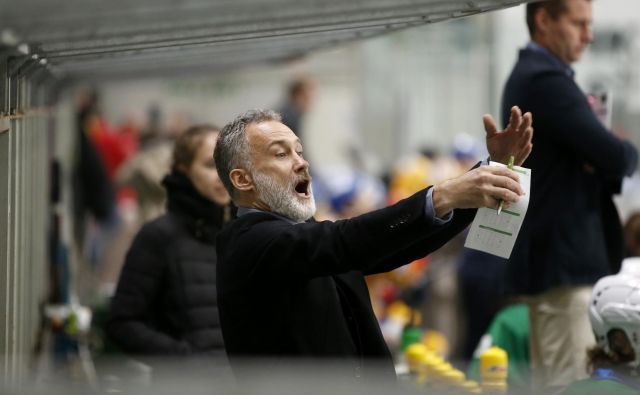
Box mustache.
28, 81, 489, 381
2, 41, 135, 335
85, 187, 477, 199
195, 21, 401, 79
292, 171, 312, 184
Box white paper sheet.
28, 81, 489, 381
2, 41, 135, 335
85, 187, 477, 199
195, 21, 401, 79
464, 161, 531, 259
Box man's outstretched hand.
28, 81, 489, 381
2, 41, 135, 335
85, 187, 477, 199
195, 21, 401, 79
432, 165, 524, 218
484, 106, 533, 166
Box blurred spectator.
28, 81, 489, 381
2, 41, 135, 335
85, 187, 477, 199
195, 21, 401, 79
108, 125, 232, 377
138, 103, 163, 147
277, 77, 315, 141
78, 93, 139, 182
501, 0, 638, 390
73, 89, 117, 261
312, 166, 387, 221
451, 133, 486, 168
387, 154, 432, 205
115, 115, 141, 161
116, 104, 174, 223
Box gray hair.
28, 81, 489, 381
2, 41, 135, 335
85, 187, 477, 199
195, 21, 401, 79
214, 109, 282, 199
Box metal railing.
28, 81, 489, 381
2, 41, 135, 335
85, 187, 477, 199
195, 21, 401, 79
1, 50, 51, 390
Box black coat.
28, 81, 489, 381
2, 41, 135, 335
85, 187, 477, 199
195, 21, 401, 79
216, 188, 475, 378
501, 47, 638, 295
108, 171, 227, 364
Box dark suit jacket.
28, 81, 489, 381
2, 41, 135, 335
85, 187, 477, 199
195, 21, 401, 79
501, 47, 638, 295
216, 188, 475, 378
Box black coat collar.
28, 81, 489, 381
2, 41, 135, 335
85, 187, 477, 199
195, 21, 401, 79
162, 170, 226, 242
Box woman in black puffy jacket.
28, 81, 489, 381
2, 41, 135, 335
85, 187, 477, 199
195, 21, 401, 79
108, 124, 231, 373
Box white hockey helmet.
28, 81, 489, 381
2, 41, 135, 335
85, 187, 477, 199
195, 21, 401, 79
589, 273, 640, 367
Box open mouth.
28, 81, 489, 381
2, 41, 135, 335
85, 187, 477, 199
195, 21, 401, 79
295, 179, 311, 198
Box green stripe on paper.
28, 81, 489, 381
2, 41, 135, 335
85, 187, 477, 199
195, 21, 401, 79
501, 209, 520, 216
479, 225, 513, 236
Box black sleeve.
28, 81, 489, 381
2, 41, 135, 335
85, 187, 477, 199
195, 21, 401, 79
362, 207, 476, 275
224, 188, 464, 282
529, 72, 638, 177
361, 162, 482, 273
107, 223, 191, 355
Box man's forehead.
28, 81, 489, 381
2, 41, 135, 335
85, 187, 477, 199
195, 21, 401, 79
247, 121, 300, 146
564, 0, 592, 18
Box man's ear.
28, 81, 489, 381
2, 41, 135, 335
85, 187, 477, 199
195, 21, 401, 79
229, 169, 254, 192
535, 8, 551, 36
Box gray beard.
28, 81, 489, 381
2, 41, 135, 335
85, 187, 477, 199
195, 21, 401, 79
252, 170, 316, 223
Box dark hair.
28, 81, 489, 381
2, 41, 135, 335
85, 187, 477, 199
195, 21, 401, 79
586, 329, 635, 374
625, 212, 640, 257
172, 124, 220, 171
214, 109, 281, 199
526, 0, 591, 37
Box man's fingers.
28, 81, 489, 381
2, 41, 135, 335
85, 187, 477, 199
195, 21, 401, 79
454, 167, 524, 209
523, 125, 533, 142
486, 168, 524, 197
487, 196, 512, 210
509, 120, 533, 165
485, 166, 521, 185
521, 112, 533, 130
494, 174, 523, 196
517, 126, 533, 149
507, 106, 523, 132
515, 127, 533, 165
487, 185, 521, 204
483, 114, 498, 137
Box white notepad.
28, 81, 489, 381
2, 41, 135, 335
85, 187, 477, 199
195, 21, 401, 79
464, 161, 531, 259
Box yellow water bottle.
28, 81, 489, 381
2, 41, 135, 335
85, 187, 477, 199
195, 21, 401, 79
405, 343, 428, 379
479, 346, 508, 394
